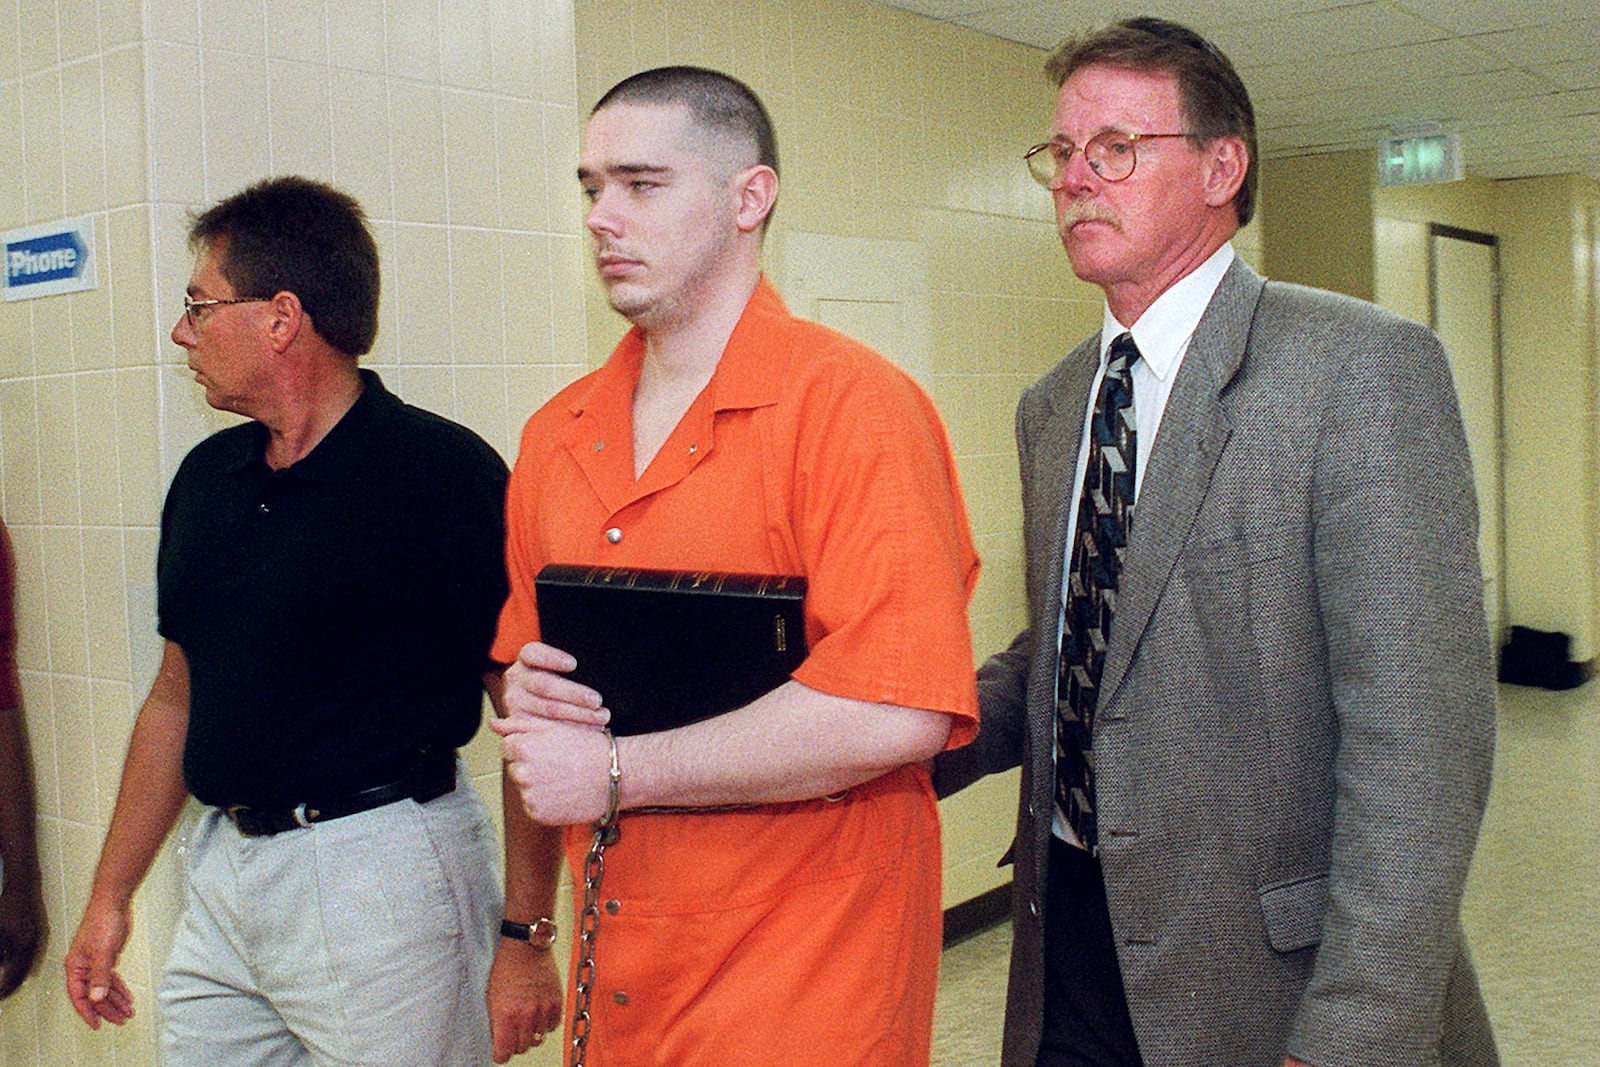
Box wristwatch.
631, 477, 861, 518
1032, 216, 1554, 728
500, 917, 558, 949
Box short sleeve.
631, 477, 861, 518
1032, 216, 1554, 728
782, 347, 980, 747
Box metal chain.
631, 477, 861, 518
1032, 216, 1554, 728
569, 731, 622, 1067
568, 823, 609, 1067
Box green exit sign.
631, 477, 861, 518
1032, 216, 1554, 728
1378, 131, 1463, 186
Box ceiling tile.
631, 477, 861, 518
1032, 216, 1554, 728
1204, 3, 1446, 67
1540, 58, 1600, 92
864, 0, 1600, 182
1393, 0, 1600, 36
1466, 19, 1600, 69
947, 2, 1112, 49
1241, 38, 1507, 102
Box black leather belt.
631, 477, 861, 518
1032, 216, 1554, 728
221, 749, 456, 837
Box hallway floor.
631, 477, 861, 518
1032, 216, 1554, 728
931, 680, 1600, 1065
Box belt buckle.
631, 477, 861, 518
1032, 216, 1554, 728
293, 802, 317, 828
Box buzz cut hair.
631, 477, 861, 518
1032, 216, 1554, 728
593, 65, 779, 177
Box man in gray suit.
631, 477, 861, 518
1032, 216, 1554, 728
935, 17, 1498, 1067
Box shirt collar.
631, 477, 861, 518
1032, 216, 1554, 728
223, 368, 396, 481
707, 275, 791, 412
1100, 243, 1235, 382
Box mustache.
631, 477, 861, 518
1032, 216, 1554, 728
1057, 200, 1122, 232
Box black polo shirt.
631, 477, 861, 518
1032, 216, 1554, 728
157, 370, 509, 808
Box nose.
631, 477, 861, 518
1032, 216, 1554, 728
585, 187, 622, 240
172, 309, 196, 348
1053, 145, 1098, 192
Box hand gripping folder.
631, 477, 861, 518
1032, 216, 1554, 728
534, 565, 808, 737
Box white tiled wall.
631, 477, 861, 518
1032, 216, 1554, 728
1, 2, 585, 1064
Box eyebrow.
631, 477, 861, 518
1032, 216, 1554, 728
576, 162, 674, 182
1049, 125, 1130, 142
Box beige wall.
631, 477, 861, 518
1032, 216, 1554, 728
1593, 200, 1600, 661
1369, 175, 1600, 662
1258, 149, 1377, 302
1372, 179, 1499, 324
1496, 175, 1600, 661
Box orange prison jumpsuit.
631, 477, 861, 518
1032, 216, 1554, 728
494, 278, 980, 1066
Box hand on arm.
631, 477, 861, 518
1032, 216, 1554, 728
483, 670, 566, 1064
64, 641, 192, 1028
934, 629, 1034, 799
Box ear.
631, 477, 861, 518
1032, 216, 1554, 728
263, 290, 307, 354
732, 164, 779, 234
1201, 135, 1248, 210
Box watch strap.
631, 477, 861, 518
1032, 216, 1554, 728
500, 917, 557, 948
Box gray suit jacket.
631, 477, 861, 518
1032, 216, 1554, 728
936, 259, 1499, 1067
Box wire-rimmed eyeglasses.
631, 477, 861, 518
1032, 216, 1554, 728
1024, 130, 1194, 186
183, 294, 269, 329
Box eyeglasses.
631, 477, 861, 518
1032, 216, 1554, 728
1024, 130, 1194, 186
183, 294, 268, 329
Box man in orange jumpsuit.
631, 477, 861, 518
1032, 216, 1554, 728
485, 66, 981, 1066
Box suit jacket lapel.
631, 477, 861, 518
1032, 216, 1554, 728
1097, 259, 1267, 707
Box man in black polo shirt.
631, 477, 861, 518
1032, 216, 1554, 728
63, 176, 560, 1064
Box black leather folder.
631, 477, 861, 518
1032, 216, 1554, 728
534, 564, 808, 737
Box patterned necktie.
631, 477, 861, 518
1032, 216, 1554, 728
1056, 332, 1140, 852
